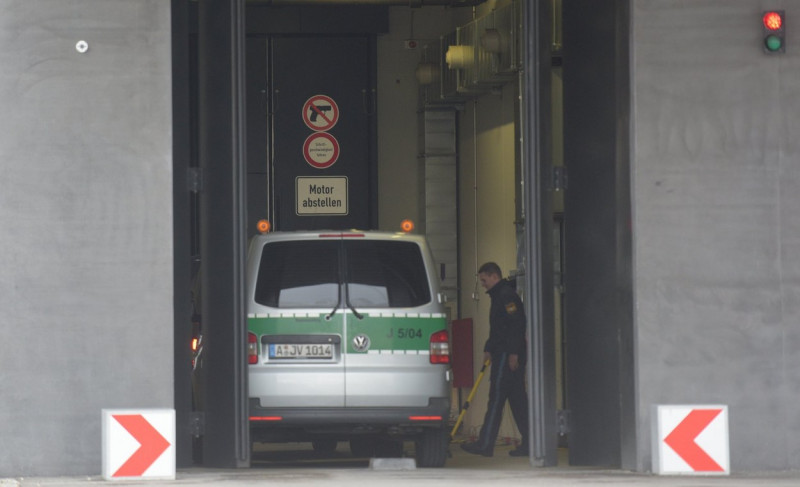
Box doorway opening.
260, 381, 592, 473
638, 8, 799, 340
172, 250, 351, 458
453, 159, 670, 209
172, 0, 633, 470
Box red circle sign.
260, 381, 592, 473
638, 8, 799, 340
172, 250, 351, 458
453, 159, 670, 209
302, 95, 339, 132
303, 132, 340, 169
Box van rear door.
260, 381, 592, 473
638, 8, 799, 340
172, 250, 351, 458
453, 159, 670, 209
248, 237, 346, 408
341, 238, 449, 407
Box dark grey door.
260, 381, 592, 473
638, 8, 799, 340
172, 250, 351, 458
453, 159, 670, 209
270, 36, 376, 231
562, 0, 634, 468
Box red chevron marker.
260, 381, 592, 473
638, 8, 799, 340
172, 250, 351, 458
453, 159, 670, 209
112, 414, 171, 477
663, 408, 724, 472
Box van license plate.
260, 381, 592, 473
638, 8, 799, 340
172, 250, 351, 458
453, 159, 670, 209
269, 344, 333, 359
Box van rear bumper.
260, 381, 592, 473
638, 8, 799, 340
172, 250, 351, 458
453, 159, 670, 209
249, 397, 450, 439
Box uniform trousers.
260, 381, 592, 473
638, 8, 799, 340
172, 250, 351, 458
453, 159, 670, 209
474, 352, 529, 454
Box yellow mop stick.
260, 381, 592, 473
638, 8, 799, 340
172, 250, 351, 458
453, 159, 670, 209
450, 358, 491, 440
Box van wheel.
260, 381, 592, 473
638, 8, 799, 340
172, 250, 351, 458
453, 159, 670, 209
415, 428, 448, 468
311, 440, 337, 453
350, 438, 376, 457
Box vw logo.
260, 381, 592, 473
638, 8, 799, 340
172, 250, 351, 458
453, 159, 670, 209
352, 334, 371, 352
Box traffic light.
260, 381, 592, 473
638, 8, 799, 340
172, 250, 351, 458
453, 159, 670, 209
762, 10, 785, 53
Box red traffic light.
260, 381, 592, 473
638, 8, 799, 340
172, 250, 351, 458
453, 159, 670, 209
762, 10, 785, 54
763, 11, 783, 31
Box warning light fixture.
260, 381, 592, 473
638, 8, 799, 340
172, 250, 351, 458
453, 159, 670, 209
257, 219, 271, 234
400, 219, 415, 233
762, 10, 785, 54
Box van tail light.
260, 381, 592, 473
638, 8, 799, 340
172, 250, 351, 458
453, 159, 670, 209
250, 416, 283, 422
248, 332, 259, 364
429, 330, 450, 364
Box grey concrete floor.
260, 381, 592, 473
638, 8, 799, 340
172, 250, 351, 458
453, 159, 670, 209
4, 440, 800, 486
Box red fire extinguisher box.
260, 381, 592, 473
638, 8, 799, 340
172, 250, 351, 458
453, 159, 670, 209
450, 319, 474, 388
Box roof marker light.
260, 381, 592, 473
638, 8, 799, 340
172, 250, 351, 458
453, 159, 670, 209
257, 220, 271, 234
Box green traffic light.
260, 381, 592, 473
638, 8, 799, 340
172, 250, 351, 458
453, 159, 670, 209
765, 34, 783, 52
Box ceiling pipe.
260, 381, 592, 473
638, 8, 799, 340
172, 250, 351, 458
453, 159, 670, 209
248, 0, 486, 6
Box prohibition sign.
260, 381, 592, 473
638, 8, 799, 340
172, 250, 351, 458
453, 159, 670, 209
303, 132, 340, 169
303, 95, 339, 132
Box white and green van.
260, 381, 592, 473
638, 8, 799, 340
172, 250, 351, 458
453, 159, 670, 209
246, 229, 451, 467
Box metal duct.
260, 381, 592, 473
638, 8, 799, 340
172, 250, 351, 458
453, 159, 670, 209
416, 40, 458, 107
439, 30, 462, 100
437, 0, 521, 98
475, 0, 521, 80
456, 0, 520, 93
454, 21, 484, 93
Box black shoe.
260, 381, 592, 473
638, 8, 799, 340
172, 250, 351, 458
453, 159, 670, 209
509, 446, 529, 457
460, 442, 493, 457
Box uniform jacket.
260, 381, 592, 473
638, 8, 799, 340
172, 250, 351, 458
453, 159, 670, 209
483, 278, 527, 360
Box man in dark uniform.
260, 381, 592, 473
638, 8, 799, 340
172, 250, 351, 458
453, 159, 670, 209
461, 262, 529, 457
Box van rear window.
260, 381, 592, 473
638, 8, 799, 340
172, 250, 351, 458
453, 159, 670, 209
254, 241, 340, 308
344, 241, 430, 308
254, 240, 431, 309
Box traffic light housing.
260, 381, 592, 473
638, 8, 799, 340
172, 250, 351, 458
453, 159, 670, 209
762, 10, 785, 53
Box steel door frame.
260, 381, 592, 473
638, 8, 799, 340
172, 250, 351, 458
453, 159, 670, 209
520, 0, 558, 467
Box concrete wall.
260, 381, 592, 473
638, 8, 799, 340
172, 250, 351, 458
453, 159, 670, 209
0, 0, 174, 476
632, 1, 800, 471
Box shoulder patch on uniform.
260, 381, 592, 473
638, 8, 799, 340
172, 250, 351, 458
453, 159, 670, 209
505, 302, 518, 314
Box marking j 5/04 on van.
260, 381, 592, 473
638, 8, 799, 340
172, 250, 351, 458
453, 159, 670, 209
246, 230, 452, 467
